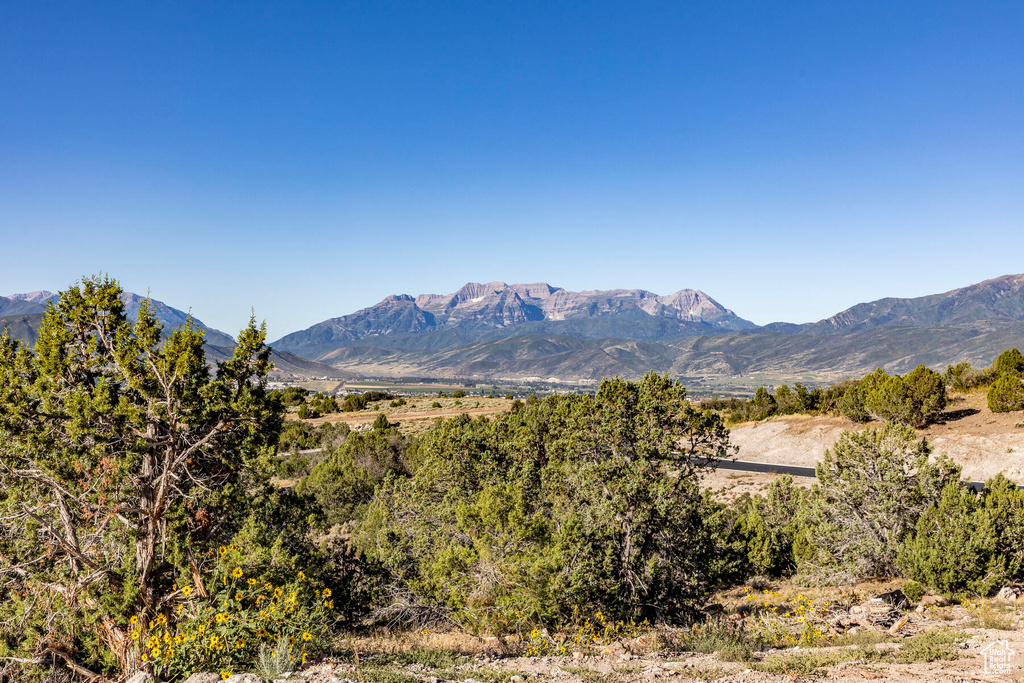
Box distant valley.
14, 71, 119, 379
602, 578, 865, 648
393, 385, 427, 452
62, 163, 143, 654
5, 275, 1024, 388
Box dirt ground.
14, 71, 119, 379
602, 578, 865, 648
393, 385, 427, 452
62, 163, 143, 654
288, 396, 513, 436
699, 470, 814, 504
280, 592, 1024, 682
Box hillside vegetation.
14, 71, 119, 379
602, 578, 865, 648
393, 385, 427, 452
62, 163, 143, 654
3, 277, 1024, 682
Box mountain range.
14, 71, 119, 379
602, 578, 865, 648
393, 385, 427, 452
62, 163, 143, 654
269, 275, 1024, 384
2, 290, 237, 347
271, 282, 755, 360
0, 291, 347, 380
4, 275, 1024, 386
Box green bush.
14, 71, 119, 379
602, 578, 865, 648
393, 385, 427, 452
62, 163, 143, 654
452, 389, 466, 398
279, 421, 316, 452
799, 423, 960, 582
862, 366, 946, 427
733, 476, 807, 577
903, 365, 948, 423
309, 392, 339, 415
899, 483, 1003, 595
831, 367, 946, 427
297, 430, 409, 527
273, 386, 310, 407
988, 374, 1024, 413
748, 386, 777, 420
837, 381, 872, 423
355, 373, 734, 629
132, 546, 334, 680
994, 348, 1024, 376
342, 391, 397, 412
773, 384, 804, 415
943, 350, 1021, 393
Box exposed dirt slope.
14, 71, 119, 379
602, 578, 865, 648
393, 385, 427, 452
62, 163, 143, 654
729, 392, 1024, 484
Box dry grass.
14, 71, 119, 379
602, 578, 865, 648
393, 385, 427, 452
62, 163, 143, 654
752, 630, 964, 675
339, 629, 496, 658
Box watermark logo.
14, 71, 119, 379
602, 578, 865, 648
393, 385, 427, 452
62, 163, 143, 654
981, 639, 1015, 675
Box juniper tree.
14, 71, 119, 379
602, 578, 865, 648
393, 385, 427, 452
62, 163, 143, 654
898, 483, 1003, 595
355, 372, 734, 627
800, 423, 960, 582
994, 347, 1024, 377
988, 373, 1024, 413
0, 276, 282, 679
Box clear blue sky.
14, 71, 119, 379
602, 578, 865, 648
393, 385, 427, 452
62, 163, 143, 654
2, 1, 1022, 340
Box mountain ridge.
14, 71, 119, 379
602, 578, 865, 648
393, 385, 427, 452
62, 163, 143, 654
6, 274, 1024, 386
5, 290, 235, 347
270, 274, 1024, 384
271, 281, 755, 359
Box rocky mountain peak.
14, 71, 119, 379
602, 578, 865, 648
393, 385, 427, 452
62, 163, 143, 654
7, 291, 56, 304
643, 289, 736, 322
380, 294, 416, 305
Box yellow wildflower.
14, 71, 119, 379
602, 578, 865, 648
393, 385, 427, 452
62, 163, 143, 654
221, 672, 231, 681
322, 588, 332, 598
247, 578, 256, 586
236, 592, 244, 602
302, 631, 312, 641
218, 546, 227, 556
232, 567, 243, 579
182, 586, 192, 596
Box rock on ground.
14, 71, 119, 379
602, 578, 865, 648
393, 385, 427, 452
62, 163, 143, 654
124, 673, 155, 683
182, 675, 221, 683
